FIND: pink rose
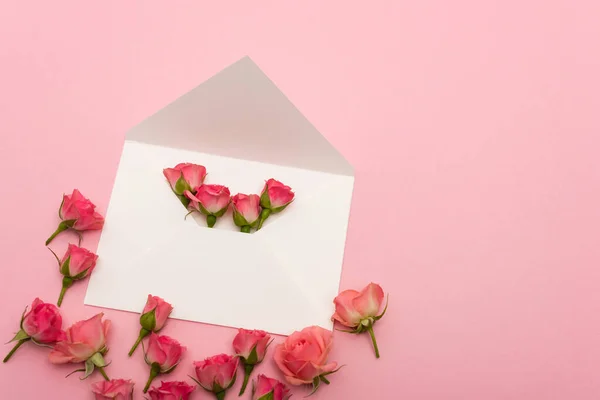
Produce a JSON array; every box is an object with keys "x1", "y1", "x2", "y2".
[
  {"x1": 231, "y1": 194, "x2": 261, "y2": 233},
  {"x1": 274, "y1": 326, "x2": 339, "y2": 393},
  {"x1": 143, "y1": 333, "x2": 186, "y2": 393},
  {"x1": 332, "y1": 283, "x2": 388, "y2": 358},
  {"x1": 91, "y1": 379, "x2": 134, "y2": 400},
  {"x1": 185, "y1": 184, "x2": 231, "y2": 227},
  {"x1": 192, "y1": 354, "x2": 238, "y2": 399},
  {"x1": 46, "y1": 189, "x2": 105, "y2": 245},
  {"x1": 129, "y1": 295, "x2": 173, "y2": 356},
  {"x1": 49, "y1": 313, "x2": 111, "y2": 381},
  {"x1": 3, "y1": 298, "x2": 65, "y2": 363},
  {"x1": 233, "y1": 328, "x2": 271, "y2": 395},
  {"x1": 252, "y1": 375, "x2": 291, "y2": 400},
  {"x1": 51, "y1": 244, "x2": 98, "y2": 307},
  {"x1": 148, "y1": 381, "x2": 195, "y2": 400},
  {"x1": 257, "y1": 179, "x2": 294, "y2": 229},
  {"x1": 163, "y1": 163, "x2": 207, "y2": 194}
]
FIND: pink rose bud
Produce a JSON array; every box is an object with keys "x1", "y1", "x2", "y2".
[
  {"x1": 49, "y1": 313, "x2": 112, "y2": 381},
  {"x1": 163, "y1": 163, "x2": 207, "y2": 208},
  {"x1": 143, "y1": 333, "x2": 186, "y2": 393},
  {"x1": 274, "y1": 326, "x2": 340, "y2": 395},
  {"x1": 232, "y1": 328, "x2": 271, "y2": 395},
  {"x1": 192, "y1": 354, "x2": 238, "y2": 400},
  {"x1": 148, "y1": 381, "x2": 195, "y2": 400},
  {"x1": 3, "y1": 298, "x2": 65, "y2": 363},
  {"x1": 257, "y1": 179, "x2": 294, "y2": 229},
  {"x1": 49, "y1": 244, "x2": 99, "y2": 307},
  {"x1": 91, "y1": 379, "x2": 135, "y2": 400},
  {"x1": 128, "y1": 295, "x2": 173, "y2": 357},
  {"x1": 332, "y1": 283, "x2": 388, "y2": 358},
  {"x1": 46, "y1": 189, "x2": 105, "y2": 245},
  {"x1": 185, "y1": 184, "x2": 231, "y2": 228},
  {"x1": 252, "y1": 375, "x2": 291, "y2": 400},
  {"x1": 231, "y1": 194, "x2": 261, "y2": 233}
]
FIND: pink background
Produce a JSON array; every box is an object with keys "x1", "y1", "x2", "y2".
[{"x1": 1, "y1": 1, "x2": 599, "y2": 399}]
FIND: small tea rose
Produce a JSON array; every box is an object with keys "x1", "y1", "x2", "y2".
[
  {"x1": 332, "y1": 283, "x2": 388, "y2": 358},
  {"x1": 128, "y1": 295, "x2": 173, "y2": 357},
  {"x1": 3, "y1": 298, "x2": 65, "y2": 363},
  {"x1": 49, "y1": 313, "x2": 111, "y2": 381},
  {"x1": 192, "y1": 354, "x2": 238, "y2": 400},
  {"x1": 50, "y1": 244, "x2": 98, "y2": 307},
  {"x1": 274, "y1": 326, "x2": 340, "y2": 395},
  {"x1": 252, "y1": 375, "x2": 291, "y2": 400},
  {"x1": 143, "y1": 333, "x2": 186, "y2": 393},
  {"x1": 257, "y1": 179, "x2": 294, "y2": 229},
  {"x1": 91, "y1": 379, "x2": 134, "y2": 400},
  {"x1": 185, "y1": 184, "x2": 231, "y2": 227},
  {"x1": 231, "y1": 194, "x2": 261, "y2": 233},
  {"x1": 46, "y1": 189, "x2": 105, "y2": 245},
  {"x1": 163, "y1": 163, "x2": 207, "y2": 208},
  {"x1": 148, "y1": 381, "x2": 195, "y2": 400},
  {"x1": 233, "y1": 328, "x2": 271, "y2": 395}
]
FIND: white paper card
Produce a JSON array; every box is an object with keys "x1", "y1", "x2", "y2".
[{"x1": 85, "y1": 57, "x2": 354, "y2": 335}]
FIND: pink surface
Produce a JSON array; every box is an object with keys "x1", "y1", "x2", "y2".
[{"x1": 0, "y1": 1, "x2": 599, "y2": 399}]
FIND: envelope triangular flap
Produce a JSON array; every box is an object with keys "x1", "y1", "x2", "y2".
[{"x1": 126, "y1": 56, "x2": 353, "y2": 176}]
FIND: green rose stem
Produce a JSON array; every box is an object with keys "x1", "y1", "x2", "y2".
[
  {"x1": 97, "y1": 367, "x2": 110, "y2": 381},
  {"x1": 45, "y1": 220, "x2": 72, "y2": 246},
  {"x1": 3, "y1": 338, "x2": 30, "y2": 363},
  {"x1": 57, "y1": 276, "x2": 74, "y2": 307},
  {"x1": 239, "y1": 363, "x2": 254, "y2": 395},
  {"x1": 256, "y1": 209, "x2": 271, "y2": 230},
  {"x1": 367, "y1": 325, "x2": 380, "y2": 359},
  {"x1": 206, "y1": 215, "x2": 217, "y2": 228},
  {"x1": 240, "y1": 226, "x2": 251, "y2": 233},
  {"x1": 128, "y1": 328, "x2": 150, "y2": 357},
  {"x1": 143, "y1": 363, "x2": 161, "y2": 393}
]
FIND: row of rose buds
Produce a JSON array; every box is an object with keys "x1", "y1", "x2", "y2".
[{"x1": 163, "y1": 163, "x2": 295, "y2": 232}]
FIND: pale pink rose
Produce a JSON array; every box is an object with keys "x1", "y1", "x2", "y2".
[
  {"x1": 145, "y1": 334, "x2": 185, "y2": 372},
  {"x1": 193, "y1": 354, "x2": 238, "y2": 394},
  {"x1": 46, "y1": 189, "x2": 105, "y2": 245},
  {"x1": 185, "y1": 184, "x2": 231, "y2": 214},
  {"x1": 60, "y1": 244, "x2": 98, "y2": 277},
  {"x1": 21, "y1": 298, "x2": 65, "y2": 343},
  {"x1": 332, "y1": 283, "x2": 385, "y2": 327},
  {"x1": 260, "y1": 179, "x2": 294, "y2": 210},
  {"x1": 233, "y1": 328, "x2": 270, "y2": 363},
  {"x1": 274, "y1": 326, "x2": 338, "y2": 386},
  {"x1": 331, "y1": 283, "x2": 387, "y2": 358},
  {"x1": 163, "y1": 163, "x2": 207, "y2": 194},
  {"x1": 49, "y1": 313, "x2": 110, "y2": 364},
  {"x1": 91, "y1": 379, "x2": 134, "y2": 400},
  {"x1": 252, "y1": 375, "x2": 291, "y2": 400},
  {"x1": 148, "y1": 381, "x2": 195, "y2": 400},
  {"x1": 129, "y1": 295, "x2": 173, "y2": 356},
  {"x1": 3, "y1": 298, "x2": 65, "y2": 363},
  {"x1": 232, "y1": 194, "x2": 261, "y2": 231}
]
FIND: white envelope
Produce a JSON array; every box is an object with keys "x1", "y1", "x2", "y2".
[{"x1": 85, "y1": 57, "x2": 354, "y2": 335}]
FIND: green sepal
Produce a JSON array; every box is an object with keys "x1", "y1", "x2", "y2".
[
  {"x1": 89, "y1": 352, "x2": 108, "y2": 368},
  {"x1": 188, "y1": 375, "x2": 212, "y2": 392},
  {"x1": 60, "y1": 256, "x2": 71, "y2": 276},
  {"x1": 197, "y1": 202, "x2": 211, "y2": 216},
  {"x1": 321, "y1": 365, "x2": 345, "y2": 377},
  {"x1": 257, "y1": 392, "x2": 275, "y2": 400},
  {"x1": 213, "y1": 202, "x2": 230, "y2": 217},
  {"x1": 177, "y1": 194, "x2": 190, "y2": 209},
  {"x1": 140, "y1": 309, "x2": 157, "y2": 331},
  {"x1": 72, "y1": 268, "x2": 91, "y2": 280},
  {"x1": 373, "y1": 294, "x2": 389, "y2": 321},
  {"x1": 8, "y1": 330, "x2": 29, "y2": 343},
  {"x1": 58, "y1": 195, "x2": 65, "y2": 219},
  {"x1": 335, "y1": 326, "x2": 362, "y2": 334},
  {"x1": 232, "y1": 209, "x2": 249, "y2": 227},
  {"x1": 271, "y1": 200, "x2": 294, "y2": 213},
  {"x1": 307, "y1": 376, "x2": 321, "y2": 397},
  {"x1": 174, "y1": 175, "x2": 191, "y2": 195},
  {"x1": 82, "y1": 359, "x2": 95, "y2": 380},
  {"x1": 18, "y1": 305, "x2": 29, "y2": 331},
  {"x1": 245, "y1": 345, "x2": 259, "y2": 365},
  {"x1": 259, "y1": 190, "x2": 271, "y2": 209}
]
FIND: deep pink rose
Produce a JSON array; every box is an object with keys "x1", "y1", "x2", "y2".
[
  {"x1": 257, "y1": 179, "x2": 294, "y2": 229},
  {"x1": 49, "y1": 313, "x2": 111, "y2": 380},
  {"x1": 274, "y1": 326, "x2": 338, "y2": 387},
  {"x1": 3, "y1": 298, "x2": 65, "y2": 363},
  {"x1": 233, "y1": 328, "x2": 271, "y2": 395},
  {"x1": 148, "y1": 381, "x2": 195, "y2": 400},
  {"x1": 193, "y1": 354, "x2": 238, "y2": 396},
  {"x1": 332, "y1": 283, "x2": 387, "y2": 358},
  {"x1": 163, "y1": 163, "x2": 207, "y2": 194},
  {"x1": 143, "y1": 334, "x2": 186, "y2": 393},
  {"x1": 129, "y1": 295, "x2": 173, "y2": 356},
  {"x1": 91, "y1": 379, "x2": 134, "y2": 400},
  {"x1": 252, "y1": 375, "x2": 291, "y2": 400},
  {"x1": 46, "y1": 189, "x2": 105, "y2": 245},
  {"x1": 53, "y1": 244, "x2": 98, "y2": 307},
  {"x1": 185, "y1": 184, "x2": 231, "y2": 227},
  {"x1": 231, "y1": 194, "x2": 261, "y2": 232},
  {"x1": 49, "y1": 313, "x2": 110, "y2": 364}
]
